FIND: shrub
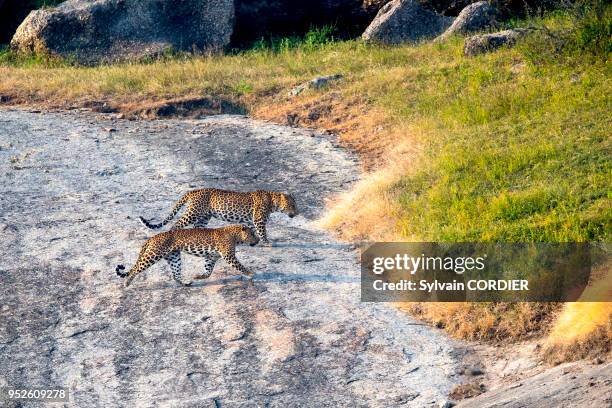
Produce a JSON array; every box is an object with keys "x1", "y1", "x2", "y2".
[{"x1": 519, "y1": 1, "x2": 611, "y2": 63}]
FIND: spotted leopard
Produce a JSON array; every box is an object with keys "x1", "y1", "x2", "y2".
[
  {"x1": 139, "y1": 188, "x2": 298, "y2": 244},
  {"x1": 116, "y1": 224, "x2": 259, "y2": 287}
]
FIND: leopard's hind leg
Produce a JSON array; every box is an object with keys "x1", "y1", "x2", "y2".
[
  {"x1": 170, "y1": 212, "x2": 198, "y2": 230},
  {"x1": 193, "y1": 213, "x2": 212, "y2": 228},
  {"x1": 164, "y1": 250, "x2": 189, "y2": 286},
  {"x1": 118, "y1": 242, "x2": 164, "y2": 287}
]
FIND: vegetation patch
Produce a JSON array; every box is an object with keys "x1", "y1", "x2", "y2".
[{"x1": 121, "y1": 96, "x2": 247, "y2": 119}]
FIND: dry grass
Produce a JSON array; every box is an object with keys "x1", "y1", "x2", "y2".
[
  {"x1": 543, "y1": 263, "x2": 612, "y2": 362},
  {"x1": 316, "y1": 122, "x2": 421, "y2": 241},
  {"x1": 400, "y1": 302, "x2": 559, "y2": 342},
  {"x1": 449, "y1": 381, "x2": 485, "y2": 400},
  {"x1": 543, "y1": 305, "x2": 611, "y2": 363}
]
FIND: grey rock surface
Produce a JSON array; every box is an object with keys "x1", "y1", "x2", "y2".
[
  {"x1": 436, "y1": 1, "x2": 497, "y2": 41},
  {"x1": 289, "y1": 74, "x2": 343, "y2": 96},
  {"x1": 362, "y1": 0, "x2": 454, "y2": 45},
  {"x1": 10, "y1": 0, "x2": 234, "y2": 64},
  {"x1": 456, "y1": 361, "x2": 612, "y2": 408},
  {"x1": 0, "y1": 109, "x2": 461, "y2": 407},
  {"x1": 463, "y1": 28, "x2": 528, "y2": 56}
]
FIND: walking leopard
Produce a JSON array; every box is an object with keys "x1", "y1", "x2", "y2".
[
  {"x1": 139, "y1": 188, "x2": 298, "y2": 244},
  {"x1": 116, "y1": 224, "x2": 259, "y2": 287}
]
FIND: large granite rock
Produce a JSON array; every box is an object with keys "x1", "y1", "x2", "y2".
[
  {"x1": 362, "y1": 0, "x2": 454, "y2": 45},
  {"x1": 10, "y1": 0, "x2": 234, "y2": 64},
  {"x1": 436, "y1": 1, "x2": 497, "y2": 41},
  {"x1": 0, "y1": 109, "x2": 461, "y2": 407},
  {"x1": 463, "y1": 28, "x2": 528, "y2": 56}
]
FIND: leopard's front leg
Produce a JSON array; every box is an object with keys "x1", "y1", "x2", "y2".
[
  {"x1": 194, "y1": 253, "x2": 220, "y2": 280},
  {"x1": 220, "y1": 248, "x2": 253, "y2": 278},
  {"x1": 252, "y1": 208, "x2": 270, "y2": 245}
]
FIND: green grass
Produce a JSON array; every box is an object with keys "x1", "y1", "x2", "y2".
[
  {"x1": 394, "y1": 10, "x2": 611, "y2": 242},
  {"x1": 394, "y1": 49, "x2": 610, "y2": 241}
]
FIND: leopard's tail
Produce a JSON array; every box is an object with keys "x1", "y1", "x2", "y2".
[
  {"x1": 116, "y1": 264, "x2": 128, "y2": 277},
  {"x1": 116, "y1": 242, "x2": 157, "y2": 286},
  {"x1": 139, "y1": 194, "x2": 190, "y2": 230}
]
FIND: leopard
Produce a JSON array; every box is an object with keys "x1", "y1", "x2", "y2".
[
  {"x1": 139, "y1": 188, "x2": 298, "y2": 245},
  {"x1": 116, "y1": 224, "x2": 259, "y2": 287}
]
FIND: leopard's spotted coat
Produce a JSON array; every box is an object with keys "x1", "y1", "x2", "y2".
[
  {"x1": 139, "y1": 188, "x2": 298, "y2": 244},
  {"x1": 116, "y1": 224, "x2": 259, "y2": 287}
]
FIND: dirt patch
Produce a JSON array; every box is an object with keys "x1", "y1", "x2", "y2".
[
  {"x1": 254, "y1": 92, "x2": 393, "y2": 170},
  {"x1": 0, "y1": 89, "x2": 390, "y2": 170},
  {"x1": 450, "y1": 381, "x2": 485, "y2": 400},
  {"x1": 121, "y1": 96, "x2": 247, "y2": 119},
  {"x1": 0, "y1": 93, "x2": 245, "y2": 118}
]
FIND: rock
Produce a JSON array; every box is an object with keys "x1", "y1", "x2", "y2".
[
  {"x1": 436, "y1": 1, "x2": 497, "y2": 41},
  {"x1": 10, "y1": 0, "x2": 234, "y2": 64},
  {"x1": 463, "y1": 28, "x2": 528, "y2": 56},
  {"x1": 439, "y1": 400, "x2": 455, "y2": 408},
  {"x1": 289, "y1": 74, "x2": 343, "y2": 96},
  {"x1": 0, "y1": 109, "x2": 460, "y2": 407},
  {"x1": 469, "y1": 367, "x2": 484, "y2": 376},
  {"x1": 456, "y1": 361, "x2": 612, "y2": 408},
  {"x1": 362, "y1": 0, "x2": 454, "y2": 45}
]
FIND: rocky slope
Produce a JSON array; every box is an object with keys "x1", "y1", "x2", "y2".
[{"x1": 0, "y1": 109, "x2": 462, "y2": 407}]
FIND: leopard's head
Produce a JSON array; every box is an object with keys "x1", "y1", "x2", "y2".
[
  {"x1": 237, "y1": 225, "x2": 259, "y2": 246},
  {"x1": 276, "y1": 193, "x2": 298, "y2": 218}
]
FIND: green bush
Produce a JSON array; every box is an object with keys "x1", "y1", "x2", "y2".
[
  {"x1": 572, "y1": 1, "x2": 612, "y2": 55},
  {"x1": 34, "y1": 0, "x2": 63, "y2": 7},
  {"x1": 248, "y1": 25, "x2": 336, "y2": 54},
  {"x1": 518, "y1": 1, "x2": 611, "y2": 64}
]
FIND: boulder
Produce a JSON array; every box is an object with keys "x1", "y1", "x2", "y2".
[
  {"x1": 436, "y1": 1, "x2": 497, "y2": 41},
  {"x1": 362, "y1": 0, "x2": 454, "y2": 45},
  {"x1": 10, "y1": 0, "x2": 234, "y2": 64},
  {"x1": 463, "y1": 28, "x2": 528, "y2": 56}
]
